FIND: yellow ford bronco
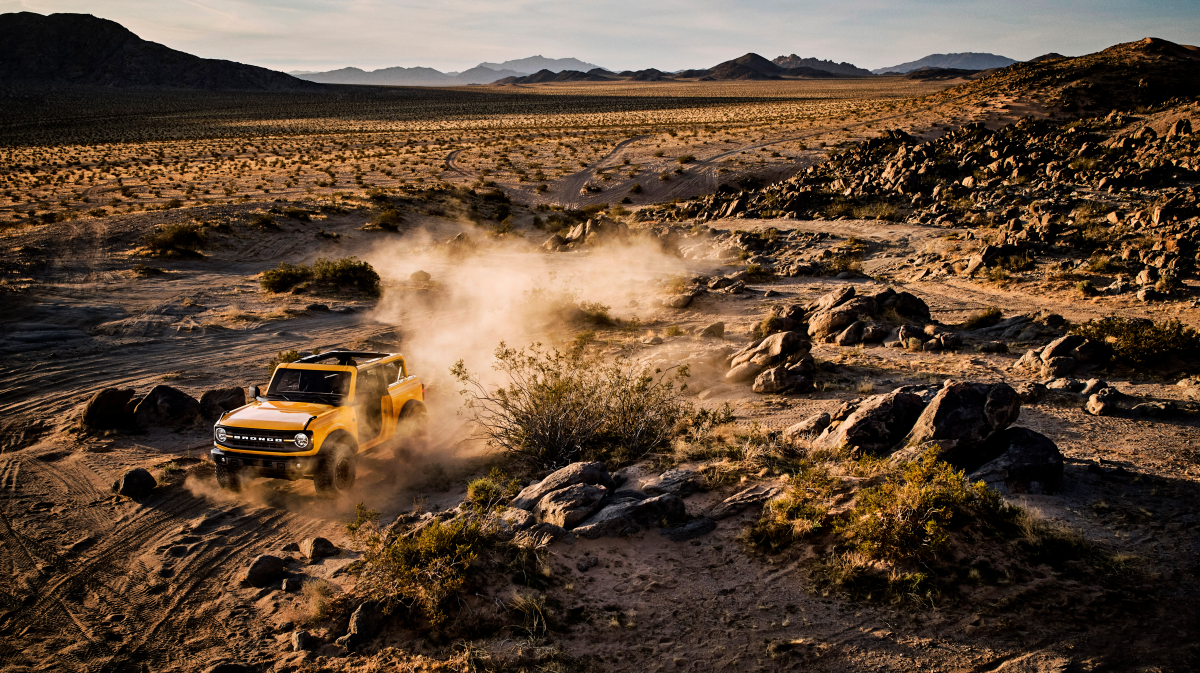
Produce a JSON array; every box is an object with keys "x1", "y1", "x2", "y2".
[{"x1": 211, "y1": 350, "x2": 427, "y2": 498}]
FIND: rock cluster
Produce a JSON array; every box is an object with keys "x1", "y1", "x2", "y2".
[
  {"x1": 1013, "y1": 334, "x2": 1105, "y2": 378},
  {"x1": 792, "y1": 379, "x2": 1064, "y2": 494},
  {"x1": 503, "y1": 461, "x2": 697, "y2": 540},
  {"x1": 82, "y1": 384, "x2": 245, "y2": 432}
]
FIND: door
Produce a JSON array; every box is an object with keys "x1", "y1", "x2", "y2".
[{"x1": 354, "y1": 366, "x2": 391, "y2": 446}]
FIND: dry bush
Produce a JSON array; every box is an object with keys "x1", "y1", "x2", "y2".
[
  {"x1": 1072, "y1": 316, "x2": 1200, "y2": 368},
  {"x1": 451, "y1": 343, "x2": 693, "y2": 468},
  {"x1": 260, "y1": 257, "x2": 380, "y2": 297},
  {"x1": 141, "y1": 223, "x2": 205, "y2": 257}
]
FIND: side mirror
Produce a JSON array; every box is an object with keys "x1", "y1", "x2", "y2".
[{"x1": 248, "y1": 385, "x2": 261, "y2": 400}]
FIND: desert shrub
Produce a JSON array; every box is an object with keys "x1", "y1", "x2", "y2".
[
  {"x1": 629, "y1": 183, "x2": 643, "y2": 194},
  {"x1": 465, "y1": 468, "x2": 521, "y2": 514},
  {"x1": 961, "y1": 306, "x2": 1001, "y2": 329},
  {"x1": 752, "y1": 312, "x2": 786, "y2": 339},
  {"x1": 312, "y1": 257, "x2": 380, "y2": 294},
  {"x1": 367, "y1": 207, "x2": 404, "y2": 231},
  {"x1": 664, "y1": 324, "x2": 685, "y2": 337},
  {"x1": 249, "y1": 213, "x2": 279, "y2": 230},
  {"x1": 677, "y1": 154, "x2": 696, "y2": 164},
  {"x1": 1076, "y1": 279, "x2": 1095, "y2": 296},
  {"x1": 996, "y1": 254, "x2": 1035, "y2": 272},
  {"x1": 1072, "y1": 316, "x2": 1200, "y2": 368},
  {"x1": 853, "y1": 201, "x2": 900, "y2": 221},
  {"x1": 743, "y1": 464, "x2": 839, "y2": 551},
  {"x1": 260, "y1": 262, "x2": 312, "y2": 292},
  {"x1": 301, "y1": 578, "x2": 338, "y2": 623},
  {"x1": 451, "y1": 342, "x2": 693, "y2": 468},
  {"x1": 131, "y1": 264, "x2": 165, "y2": 277},
  {"x1": 1087, "y1": 254, "x2": 1119, "y2": 273},
  {"x1": 746, "y1": 263, "x2": 762, "y2": 275},
  {"x1": 141, "y1": 222, "x2": 205, "y2": 257},
  {"x1": 835, "y1": 450, "x2": 1010, "y2": 563},
  {"x1": 353, "y1": 516, "x2": 487, "y2": 623},
  {"x1": 268, "y1": 349, "x2": 302, "y2": 374},
  {"x1": 818, "y1": 252, "x2": 862, "y2": 276},
  {"x1": 824, "y1": 197, "x2": 855, "y2": 218}
]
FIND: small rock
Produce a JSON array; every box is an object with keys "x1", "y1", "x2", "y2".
[
  {"x1": 643, "y1": 468, "x2": 701, "y2": 497},
  {"x1": 660, "y1": 518, "x2": 717, "y2": 542},
  {"x1": 244, "y1": 555, "x2": 286, "y2": 587},
  {"x1": 1079, "y1": 379, "x2": 1108, "y2": 397},
  {"x1": 299, "y1": 537, "x2": 339, "y2": 559},
  {"x1": 292, "y1": 630, "x2": 315, "y2": 652},
  {"x1": 1086, "y1": 387, "x2": 1121, "y2": 416},
  {"x1": 305, "y1": 303, "x2": 329, "y2": 311},
  {"x1": 977, "y1": 341, "x2": 1008, "y2": 354},
  {"x1": 281, "y1": 542, "x2": 300, "y2": 552},
  {"x1": 642, "y1": 335, "x2": 664, "y2": 345},
  {"x1": 410, "y1": 270, "x2": 431, "y2": 282},
  {"x1": 700, "y1": 322, "x2": 725, "y2": 338},
  {"x1": 708, "y1": 484, "x2": 781, "y2": 520},
  {"x1": 533, "y1": 483, "x2": 609, "y2": 528},
  {"x1": 111, "y1": 468, "x2": 157, "y2": 499},
  {"x1": 282, "y1": 577, "x2": 303, "y2": 592},
  {"x1": 576, "y1": 555, "x2": 599, "y2": 572},
  {"x1": 664, "y1": 294, "x2": 693, "y2": 308}
]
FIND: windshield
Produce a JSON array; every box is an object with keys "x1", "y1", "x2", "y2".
[{"x1": 266, "y1": 369, "x2": 351, "y2": 404}]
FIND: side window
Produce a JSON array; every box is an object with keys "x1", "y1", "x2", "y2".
[{"x1": 382, "y1": 362, "x2": 401, "y2": 383}]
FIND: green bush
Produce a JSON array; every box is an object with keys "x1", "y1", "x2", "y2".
[
  {"x1": 1072, "y1": 316, "x2": 1200, "y2": 368},
  {"x1": 268, "y1": 349, "x2": 302, "y2": 374},
  {"x1": 452, "y1": 342, "x2": 693, "y2": 468},
  {"x1": 835, "y1": 450, "x2": 1008, "y2": 563},
  {"x1": 465, "y1": 467, "x2": 521, "y2": 513},
  {"x1": 367, "y1": 207, "x2": 404, "y2": 231},
  {"x1": 260, "y1": 257, "x2": 380, "y2": 297},
  {"x1": 141, "y1": 222, "x2": 205, "y2": 257},
  {"x1": 261, "y1": 262, "x2": 312, "y2": 292}
]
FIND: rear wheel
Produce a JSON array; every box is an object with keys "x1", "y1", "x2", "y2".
[
  {"x1": 393, "y1": 402, "x2": 429, "y2": 461},
  {"x1": 314, "y1": 440, "x2": 356, "y2": 499},
  {"x1": 215, "y1": 464, "x2": 240, "y2": 492}
]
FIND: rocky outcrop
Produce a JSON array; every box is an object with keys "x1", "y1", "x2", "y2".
[
  {"x1": 573, "y1": 493, "x2": 685, "y2": 539},
  {"x1": 814, "y1": 391, "x2": 926, "y2": 455},
  {"x1": 897, "y1": 382, "x2": 1022, "y2": 467},
  {"x1": 82, "y1": 388, "x2": 136, "y2": 431},
  {"x1": 533, "y1": 483, "x2": 609, "y2": 528},
  {"x1": 510, "y1": 462, "x2": 614, "y2": 510},
  {"x1": 970, "y1": 428, "x2": 1064, "y2": 494}
]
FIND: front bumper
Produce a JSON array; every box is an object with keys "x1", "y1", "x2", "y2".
[{"x1": 212, "y1": 446, "x2": 320, "y2": 480}]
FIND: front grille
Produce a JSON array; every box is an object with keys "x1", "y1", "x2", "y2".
[{"x1": 220, "y1": 428, "x2": 304, "y2": 452}]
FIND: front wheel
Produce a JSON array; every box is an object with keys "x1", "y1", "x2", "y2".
[
  {"x1": 215, "y1": 464, "x2": 240, "y2": 492},
  {"x1": 314, "y1": 441, "x2": 356, "y2": 499}
]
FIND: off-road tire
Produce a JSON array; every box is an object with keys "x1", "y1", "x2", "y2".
[
  {"x1": 215, "y1": 464, "x2": 240, "y2": 492},
  {"x1": 314, "y1": 440, "x2": 356, "y2": 499},
  {"x1": 393, "y1": 402, "x2": 429, "y2": 461}
]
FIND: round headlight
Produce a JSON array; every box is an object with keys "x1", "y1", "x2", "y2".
[
  {"x1": 214, "y1": 427, "x2": 227, "y2": 443},
  {"x1": 293, "y1": 433, "x2": 310, "y2": 449}
]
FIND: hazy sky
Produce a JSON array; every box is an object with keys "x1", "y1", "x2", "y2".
[{"x1": 4, "y1": 0, "x2": 1198, "y2": 73}]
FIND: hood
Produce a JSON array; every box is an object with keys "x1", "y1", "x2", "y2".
[{"x1": 220, "y1": 400, "x2": 330, "y2": 431}]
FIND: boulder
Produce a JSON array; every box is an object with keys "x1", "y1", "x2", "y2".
[
  {"x1": 299, "y1": 537, "x2": 339, "y2": 559},
  {"x1": 808, "y1": 300, "x2": 873, "y2": 339},
  {"x1": 1040, "y1": 356, "x2": 1078, "y2": 378},
  {"x1": 542, "y1": 234, "x2": 566, "y2": 251},
  {"x1": 898, "y1": 382, "x2": 1021, "y2": 469},
  {"x1": 896, "y1": 324, "x2": 929, "y2": 345},
  {"x1": 573, "y1": 494, "x2": 685, "y2": 539},
  {"x1": 783, "y1": 413, "x2": 831, "y2": 442},
  {"x1": 200, "y1": 387, "x2": 245, "y2": 421},
  {"x1": 111, "y1": 467, "x2": 157, "y2": 499},
  {"x1": 970, "y1": 428, "x2": 1064, "y2": 494},
  {"x1": 660, "y1": 518, "x2": 717, "y2": 542},
  {"x1": 815, "y1": 286, "x2": 855, "y2": 311},
  {"x1": 533, "y1": 483, "x2": 609, "y2": 528},
  {"x1": 752, "y1": 366, "x2": 811, "y2": 394},
  {"x1": 888, "y1": 291, "x2": 932, "y2": 322},
  {"x1": 978, "y1": 341, "x2": 1008, "y2": 354},
  {"x1": 291, "y1": 630, "x2": 315, "y2": 652},
  {"x1": 244, "y1": 555, "x2": 286, "y2": 587},
  {"x1": 337, "y1": 601, "x2": 382, "y2": 651},
  {"x1": 1041, "y1": 335, "x2": 1086, "y2": 361},
  {"x1": 663, "y1": 294, "x2": 693, "y2": 309},
  {"x1": 834, "y1": 321, "x2": 865, "y2": 346},
  {"x1": 82, "y1": 388, "x2": 135, "y2": 431},
  {"x1": 133, "y1": 385, "x2": 202, "y2": 428},
  {"x1": 699, "y1": 322, "x2": 725, "y2": 338},
  {"x1": 708, "y1": 484, "x2": 781, "y2": 520},
  {"x1": 510, "y1": 462, "x2": 614, "y2": 510},
  {"x1": 725, "y1": 362, "x2": 765, "y2": 384},
  {"x1": 1013, "y1": 382, "x2": 1046, "y2": 403},
  {"x1": 643, "y1": 468, "x2": 702, "y2": 497},
  {"x1": 731, "y1": 331, "x2": 811, "y2": 368},
  {"x1": 814, "y1": 391, "x2": 926, "y2": 456},
  {"x1": 409, "y1": 270, "x2": 432, "y2": 282}
]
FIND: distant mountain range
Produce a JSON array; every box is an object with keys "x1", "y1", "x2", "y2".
[
  {"x1": 291, "y1": 65, "x2": 528, "y2": 86},
  {"x1": 0, "y1": 11, "x2": 1031, "y2": 91},
  {"x1": 771, "y1": 55, "x2": 872, "y2": 77},
  {"x1": 0, "y1": 12, "x2": 319, "y2": 90},
  {"x1": 871, "y1": 52, "x2": 1018, "y2": 74}
]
